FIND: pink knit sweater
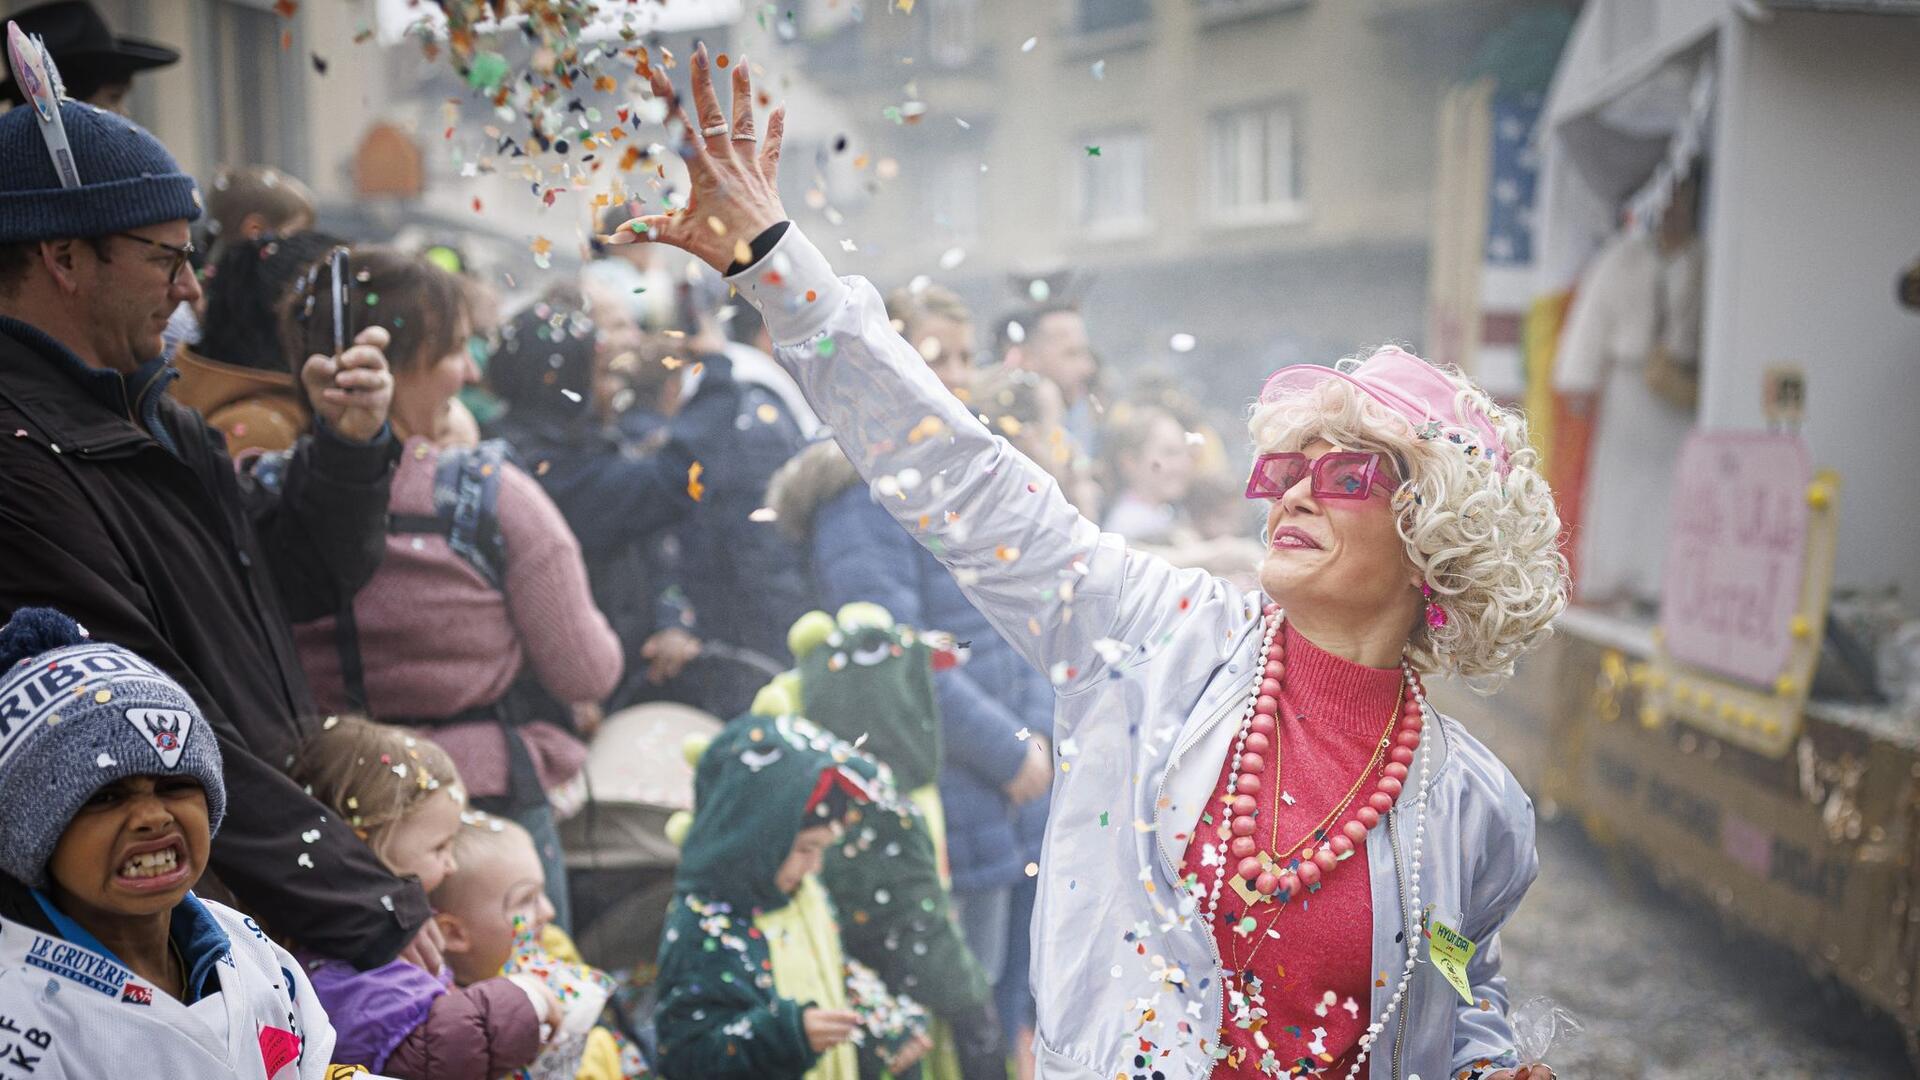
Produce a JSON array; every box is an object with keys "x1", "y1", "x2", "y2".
[{"x1": 295, "y1": 437, "x2": 622, "y2": 796}]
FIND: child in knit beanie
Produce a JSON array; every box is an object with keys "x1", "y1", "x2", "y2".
[
  {"x1": 0, "y1": 607, "x2": 336, "y2": 1079},
  {"x1": 289, "y1": 716, "x2": 567, "y2": 1079}
]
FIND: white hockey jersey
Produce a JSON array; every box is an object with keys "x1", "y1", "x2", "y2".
[{"x1": 0, "y1": 895, "x2": 335, "y2": 1080}]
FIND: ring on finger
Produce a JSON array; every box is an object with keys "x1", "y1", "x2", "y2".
[
  {"x1": 701, "y1": 122, "x2": 729, "y2": 138},
  {"x1": 731, "y1": 130, "x2": 758, "y2": 143}
]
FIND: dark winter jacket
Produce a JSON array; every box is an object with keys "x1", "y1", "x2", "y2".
[
  {"x1": 620, "y1": 354, "x2": 813, "y2": 665},
  {"x1": 489, "y1": 352, "x2": 745, "y2": 711},
  {"x1": 770, "y1": 440, "x2": 1055, "y2": 893},
  {"x1": 0, "y1": 316, "x2": 430, "y2": 967}
]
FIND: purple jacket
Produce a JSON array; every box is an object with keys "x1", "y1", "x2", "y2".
[{"x1": 302, "y1": 954, "x2": 542, "y2": 1078}]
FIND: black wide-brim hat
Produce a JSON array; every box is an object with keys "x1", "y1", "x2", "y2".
[{"x1": 1, "y1": 0, "x2": 180, "y2": 105}]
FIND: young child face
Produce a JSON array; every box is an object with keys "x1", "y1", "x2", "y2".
[
  {"x1": 47, "y1": 775, "x2": 211, "y2": 920},
  {"x1": 436, "y1": 829, "x2": 555, "y2": 986},
  {"x1": 378, "y1": 791, "x2": 465, "y2": 894},
  {"x1": 775, "y1": 824, "x2": 839, "y2": 895}
]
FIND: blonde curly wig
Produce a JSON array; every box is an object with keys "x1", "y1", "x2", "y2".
[{"x1": 1247, "y1": 348, "x2": 1569, "y2": 685}]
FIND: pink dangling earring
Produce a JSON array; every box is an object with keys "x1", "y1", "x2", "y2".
[{"x1": 1421, "y1": 582, "x2": 1448, "y2": 629}]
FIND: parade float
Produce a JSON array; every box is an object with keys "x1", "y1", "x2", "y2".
[{"x1": 1429, "y1": 0, "x2": 1920, "y2": 1058}]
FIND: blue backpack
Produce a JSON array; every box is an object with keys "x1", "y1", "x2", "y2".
[{"x1": 251, "y1": 439, "x2": 513, "y2": 705}]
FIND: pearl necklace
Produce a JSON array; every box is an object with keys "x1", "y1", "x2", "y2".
[{"x1": 1200, "y1": 606, "x2": 1435, "y2": 1079}]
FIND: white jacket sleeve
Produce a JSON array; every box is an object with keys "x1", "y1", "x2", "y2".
[{"x1": 728, "y1": 225, "x2": 1231, "y2": 695}]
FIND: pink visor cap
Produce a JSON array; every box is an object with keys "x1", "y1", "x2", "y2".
[{"x1": 1258, "y1": 346, "x2": 1509, "y2": 476}]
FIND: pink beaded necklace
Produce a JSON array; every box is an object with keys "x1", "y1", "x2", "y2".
[
  {"x1": 1198, "y1": 605, "x2": 1437, "y2": 1079},
  {"x1": 1221, "y1": 605, "x2": 1426, "y2": 905}
]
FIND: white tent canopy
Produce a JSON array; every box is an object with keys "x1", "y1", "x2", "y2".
[{"x1": 1532, "y1": 0, "x2": 1727, "y2": 293}]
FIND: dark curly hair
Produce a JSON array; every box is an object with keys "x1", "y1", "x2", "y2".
[{"x1": 198, "y1": 231, "x2": 342, "y2": 373}]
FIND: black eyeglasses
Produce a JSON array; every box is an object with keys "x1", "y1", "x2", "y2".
[{"x1": 115, "y1": 232, "x2": 196, "y2": 284}]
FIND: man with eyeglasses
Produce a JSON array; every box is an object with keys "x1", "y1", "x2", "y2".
[{"x1": 0, "y1": 98, "x2": 442, "y2": 973}]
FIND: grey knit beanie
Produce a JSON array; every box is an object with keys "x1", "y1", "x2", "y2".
[
  {"x1": 0, "y1": 608, "x2": 226, "y2": 888},
  {"x1": 0, "y1": 98, "x2": 201, "y2": 244}
]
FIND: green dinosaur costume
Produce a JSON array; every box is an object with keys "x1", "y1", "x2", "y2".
[
  {"x1": 789, "y1": 605, "x2": 1002, "y2": 1080},
  {"x1": 653, "y1": 711, "x2": 925, "y2": 1080}
]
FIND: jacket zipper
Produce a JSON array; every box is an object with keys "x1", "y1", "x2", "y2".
[
  {"x1": 129, "y1": 374, "x2": 155, "y2": 426},
  {"x1": 1153, "y1": 674, "x2": 1248, "y2": 1080},
  {"x1": 1388, "y1": 809, "x2": 1410, "y2": 1080}
]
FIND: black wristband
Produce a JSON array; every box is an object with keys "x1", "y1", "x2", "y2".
[{"x1": 726, "y1": 220, "x2": 792, "y2": 276}]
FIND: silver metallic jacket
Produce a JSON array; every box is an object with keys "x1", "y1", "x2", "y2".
[{"x1": 732, "y1": 226, "x2": 1538, "y2": 1080}]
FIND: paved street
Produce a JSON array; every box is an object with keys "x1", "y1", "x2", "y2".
[{"x1": 1500, "y1": 821, "x2": 1913, "y2": 1078}]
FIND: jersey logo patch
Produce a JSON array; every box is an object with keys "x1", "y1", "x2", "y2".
[{"x1": 25, "y1": 934, "x2": 131, "y2": 996}]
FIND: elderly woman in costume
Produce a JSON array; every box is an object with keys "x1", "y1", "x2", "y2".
[{"x1": 615, "y1": 50, "x2": 1565, "y2": 1080}]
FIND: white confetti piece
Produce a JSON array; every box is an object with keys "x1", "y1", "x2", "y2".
[
  {"x1": 1021, "y1": 36, "x2": 1038, "y2": 52},
  {"x1": 95, "y1": 752, "x2": 115, "y2": 768},
  {"x1": 1170, "y1": 332, "x2": 1196, "y2": 353},
  {"x1": 297, "y1": 853, "x2": 315, "y2": 869}
]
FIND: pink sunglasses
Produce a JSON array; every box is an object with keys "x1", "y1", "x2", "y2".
[{"x1": 1244, "y1": 451, "x2": 1398, "y2": 501}]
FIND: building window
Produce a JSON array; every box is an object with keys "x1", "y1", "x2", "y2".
[
  {"x1": 1074, "y1": 130, "x2": 1150, "y2": 235},
  {"x1": 926, "y1": 0, "x2": 979, "y2": 68},
  {"x1": 1076, "y1": 0, "x2": 1151, "y2": 35},
  {"x1": 1207, "y1": 100, "x2": 1303, "y2": 222}
]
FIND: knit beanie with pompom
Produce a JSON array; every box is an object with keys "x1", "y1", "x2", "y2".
[{"x1": 0, "y1": 608, "x2": 225, "y2": 888}]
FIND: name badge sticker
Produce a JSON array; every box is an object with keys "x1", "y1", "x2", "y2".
[{"x1": 1425, "y1": 918, "x2": 1478, "y2": 1004}]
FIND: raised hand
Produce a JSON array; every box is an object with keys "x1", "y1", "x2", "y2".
[
  {"x1": 606, "y1": 44, "x2": 789, "y2": 272},
  {"x1": 301, "y1": 324, "x2": 394, "y2": 444}
]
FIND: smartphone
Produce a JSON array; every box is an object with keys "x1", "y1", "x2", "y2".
[{"x1": 328, "y1": 247, "x2": 349, "y2": 356}]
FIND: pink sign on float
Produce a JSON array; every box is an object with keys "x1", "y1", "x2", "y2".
[{"x1": 1659, "y1": 432, "x2": 1811, "y2": 686}]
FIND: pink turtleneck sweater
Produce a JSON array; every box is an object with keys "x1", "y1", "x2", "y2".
[{"x1": 1181, "y1": 621, "x2": 1404, "y2": 1078}]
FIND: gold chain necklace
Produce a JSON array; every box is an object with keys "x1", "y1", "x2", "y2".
[
  {"x1": 1265, "y1": 681, "x2": 1404, "y2": 856},
  {"x1": 1220, "y1": 681, "x2": 1405, "y2": 973}
]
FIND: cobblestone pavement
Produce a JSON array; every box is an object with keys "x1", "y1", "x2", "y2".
[{"x1": 1499, "y1": 821, "x2": 1913, "y2": 1079}]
